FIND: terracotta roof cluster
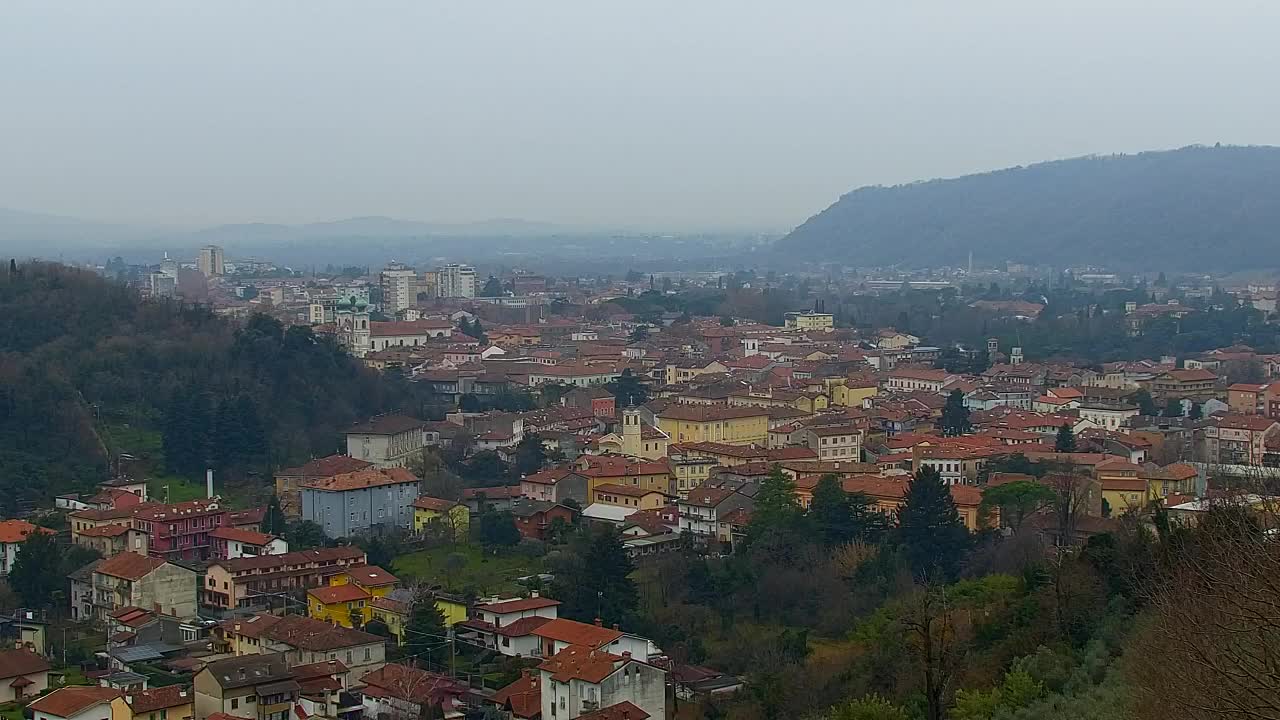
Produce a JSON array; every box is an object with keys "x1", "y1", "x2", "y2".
[
  {"x1": 276, "y1": 455, "x2": 374, "y2": 477},
  {"x1": 657, "y1": 405, "x2": 768, "y2": 422},
  {"x1": 578, "y1": 702, "x2": 651, "y2": 720},
  {"x1": 492, "y1": 670, "x2": 541, "y2": 719},
  {"x1": 303, "y1": 467, "x2": 418, "y2": 492},
  {"x1": 360, "y1": 663, "x2": 467, "y2": 704}
]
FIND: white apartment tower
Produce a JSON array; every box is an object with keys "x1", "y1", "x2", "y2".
[
  {"x1": 197, "y1": 245, "x2": 225, "y2": 276},
  {"x1": 380, "y1": 262, "x2": 418, "y2": 313},
  {"x1": 438, "y1": 263, "x2": 477, "y2": 298}
]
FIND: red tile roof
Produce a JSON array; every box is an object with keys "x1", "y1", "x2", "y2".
[
  {"x1": 214, "y1": 546, "x2": 365, "y2": 573},
  {"x1": 347, "y1": 565, "x2": 399, "y2": 587},
  {"x1": 308, "y1": 584, "x2": 370, "y2": 604},
  {"x1": 531, "y1": 619, "x2": 623, "y2": 649},
  {"x1": 29, "y1": 686, "x2": 122, "y2": 718},
  {"x1": 346, "y1": 415, "x2": 428, "y2": 435},
  {"x1": 95, "y1": 552, "x2": 165, "y2": 581},
  {"x1": 127, "y1": 685, "x2": 192, "y2": 713},
  {"x1": 412, "y1": 496, "x2": 462, "y2": 512},
  {"x1": 0, "y1": 649, "x2": 51, "y2": 680},
  {"x1": 209, "y1": 527, "x2": 277, "y2": 545},
  {"x1": 492, "y1": 671, "x2": 541, "y2": 719},
  {"x1": 537, "y1": 644, "x2": 623, "y2": 683},
  {"x1": 578, "y1": 702, "x2": 650, "y2": 720},
  {"x1": 304, "y1": 467, "x2": 418, "y2": 492},
  {"x1": 0, "y1": 520, "x2": 55, "y2": 544},
  {"x1": 277, "y1": 455, "x2": 374, "y2": 477}
]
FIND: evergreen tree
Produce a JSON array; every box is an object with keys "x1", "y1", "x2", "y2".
[
  {"x1": 1054, "y1": 423, "x2": 1077, "y2": 453},
  {"x1": 10, "y1": 532, "x2": 64, "y2": 608},
  {"x1": 263, "y1": 495, "x2": 288, "y2": 536},
  {"x1": 746, "y1": 466, "x2": 805, "y2": 558},
  {"x1": 1135, "y1": 389, "x2": 1159, "y2": 416},
  {"x1": 809, "y1": 474, "x2": 857, "y2": 546},
  {"x1": 937, "y1": 389, "x2": 972, "y2": 436},
  {"x1": 897, "y1": 466, "x2": 969, "y2": 582},
  {"x1": 1163, "y1": 397, "x2": 1185, "y2": 417},
  {"x1": 470, "y1": 318, "x2": 486, "y2": 342},
  {"x1": 481, "y1": 276, "x2": 504, "y2": 297},
  {"x1": 551, "y1": 527, "x2": 638, "y2": 625},
  {"x1": 611, "y1": 369, "x2": 649, "y2": 407},
  {"x1": 404, "y1": 589, "x2": 450, "y2": 669},
  {"x1": 478, "y1": 510, "x2": 520, "y2": 547},
  {"x1": 512, "y1": 433, "x2": 549, "y2": 477}
]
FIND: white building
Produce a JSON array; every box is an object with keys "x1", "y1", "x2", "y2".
[
  {"x1": 438, "y1": 264, "x2": 477, "y2": 299},
  {"x1": 1078, "y1": 404, "x2": 1141, "y2": 431},
  {"x1": 380, "y1": 263, "x2": 418, "y2": 313},
  {"x1": 537, "y1": 644, "x2": 667, "y2": 720},
  {"x1": 345, "y1": 415, "x2": 428, "y2": 467},
  {"x1": 0, "y1": 520, "x2": 53, "y2": 576}
]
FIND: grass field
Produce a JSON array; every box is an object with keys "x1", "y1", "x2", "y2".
[{"x1": 393, "y1": 544, "x2": 545, "y2": 596}]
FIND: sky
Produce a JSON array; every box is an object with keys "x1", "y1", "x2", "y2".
[{"x1": 3, "y1": 0, "x2": 1280, "y2": 232}]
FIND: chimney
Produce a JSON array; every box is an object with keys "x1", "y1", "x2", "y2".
[
  {"x1": 594, "y1": 618, "x2": 602, "y2": 627},
  {"x1": 622, "y1": 651, "x2": 631, "y2": 660},
  {"x1": 207, "y1": 469, "x2": 214, "y2": 499},
  {"x1": 612, "y1": 623, "x2": 620, "y2": 630},
  {"x1": 238, "y1": 668, "x2": 246, "y2": 680},
  {"x1": 530, "y1": 590, "x2": 539, "y2": 598},
  {"x1": 125, "y1": 696, "x2": 133, "y2": 705}
]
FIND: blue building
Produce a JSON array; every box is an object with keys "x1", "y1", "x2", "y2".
[{"x1": 300, "y1": 467, "x2": 420, "y2": 538}]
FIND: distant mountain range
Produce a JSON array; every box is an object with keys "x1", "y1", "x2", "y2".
[{"x1": 776, "y1": 145, "x2": 1280, "y2": 271}]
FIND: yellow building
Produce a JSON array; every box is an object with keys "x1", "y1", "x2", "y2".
[
  {"x1": 576, "y1": 456, "x2": 676, "y2": 496},
  {"x1": 592, "y1": 483, "x2": 669, "y2": 510},
  {"x1": 794, "y1": 392, "x2": 830, "y2": 414},
  {"x1": 30, "y1": 687, "x2": 131, "y2": 720},
  {"x1": 435, "y1": 594, "x2": 469, "y2": 627},
  {"x1": 412, "y1": 497, "x2": 470, "y2": 541},
  {"x1": 670, "y1": 455, "x2": 720, "y2": 498},
  {"x1": 367, "y1": 592, "x2": 468, "y2": 646},
  {"x1": 656, "y1": 405, "x2": 769, "y2": 446},
  {"x1": 783, "y1": 311, "x2": 834, "y2": 331},
  {"x1": 308, "y1": 584, "x2": 370, "y2": 628},
  {"x1": 828, "y1": 378, "x2": 878, "y2": 408},
  {"x1": 126, "y1": 684, "x2": 195, "y2": 720},
  {"x1": 331, "y1": 565, "x2": 399, "y2": 598}
]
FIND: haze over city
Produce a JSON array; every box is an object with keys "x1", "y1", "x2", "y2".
[{"x1": 5, "y1": 0, "x2": 1280, "y2": 231}]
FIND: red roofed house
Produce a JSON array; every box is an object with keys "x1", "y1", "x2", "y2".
[
  {"x1": 274, "y1": 455, "x2": 374, "y2": 517},
  {"x1": 492, "y1": 669, "x2": 542, "y2": 719},
  {"x1": 0, "y1": 520, "x2": 55, "y2": 576},
  {"x1": 300, "y1": 467, "x2": 420, "y2": 538},
  {"x1": 677, "y1": 488, "x2": 753, "y2": 538},
  {"x1": 0, "y1": 648, "x2": 50, "y2": 702},
  {"x1": 360, "y1": 663, "x2": 466, "y2": 718},
  {"x1": 209, "y1": 527, "x2": 287, "y2": 560},
  {"x1": 28, "y1": 686, "x2": 128, "y2": 720},
  {"x1": 131, "y1": 499, "x2": 230, "y2": 561},
  {"x1": 83, "y1": 552, "x2": 198, "y2": 621},
  {"x1": 537, "y1": 644, "x2": 665, "y2": 720},
  {"x1": 1204, "y1": 414, "x2": 1280, "y2": 466},
  {"x1": 457, "y1": 595, "x2": 561, "y2": 657}
]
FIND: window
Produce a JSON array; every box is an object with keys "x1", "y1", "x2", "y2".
[
  {"x1": 346, "y1": 650, "x2": 353, "y2": 664},
  {"x1": 231, "y1": 699, "x2": 239, "y2": 710},
  {"x1": 364, "y1": 647, "x2": 371, "y2": 660}
]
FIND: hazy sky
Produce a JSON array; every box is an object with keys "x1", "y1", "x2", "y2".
[{"x1": 3, "y1": 1, "x2": 1280, "y2": 231}]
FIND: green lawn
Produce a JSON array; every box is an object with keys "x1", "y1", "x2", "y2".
[
  {"x1": 393, "y1": 545, "x2": 545, "y2": 596},
  {"x1": 149, "y1": 475, "x2": 208, "y2": 503}
]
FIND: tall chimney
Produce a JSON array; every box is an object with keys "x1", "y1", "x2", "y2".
[{"x1": 206, "y1": 468, "x2": 214, "y2": 499}]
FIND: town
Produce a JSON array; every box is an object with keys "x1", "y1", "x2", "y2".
[{"x1": 0, "y1": 248, "x2": 1277, "y2": 720}]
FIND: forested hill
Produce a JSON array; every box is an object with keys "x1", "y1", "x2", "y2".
[
  {"x1": 0, "y1": 262, "x2": 419, "y2": 513},
  {"x1": 777, "y1": 145, "x2": 1280, "y2": 271}
]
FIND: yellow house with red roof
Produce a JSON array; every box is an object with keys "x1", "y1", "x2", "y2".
[{"x1": 309, "y1": 566, "x2": 400, "y2": 627}]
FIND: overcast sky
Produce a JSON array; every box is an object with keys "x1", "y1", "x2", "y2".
[{"x1": 3, "y1": 1, "x2": 1279, "y2": 231}]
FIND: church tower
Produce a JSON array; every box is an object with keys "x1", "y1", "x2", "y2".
[{"x1": 620, "y1": 405, "x2": 642, "y2": 458}]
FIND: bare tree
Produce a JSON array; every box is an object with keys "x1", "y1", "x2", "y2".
[
  {"x1": 899, "y1": 584, "x2": 971, "y2": 720},
  {"x1": 1044, "y1": 469, "x2": 1096, "y2": 545},
  {"x1": 1129, "y1": 500, "x2": 1280, "y2": 720}
]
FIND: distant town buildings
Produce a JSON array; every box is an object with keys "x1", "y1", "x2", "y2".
[
  {"x1": 379, "y1": 262, "x2": 418, "y2": 313},
  {"x1": 438, "y1": 263, "x2": 477, "y2": 298}
]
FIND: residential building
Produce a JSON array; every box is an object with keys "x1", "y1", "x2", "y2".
[
  {"x1": 367, "y1": 319, "x2": 453, "y2": 352},
  {"x1": 783, "y1": 311, "x2": 834, "y2": 331},
  {"x1": 0, "y1": 648, "x2": 50, "y2": 702},
  {"x1": 274, "y1": 456, "x2": 373, "y2": 517},
  {"x1": 884, "y1": 369, "x2": 954, "y2": 393},
  {"x1": 591, "y1": 484, "x2": 669, "y2": 511},
  {"x1": 654, "y1": 405, "x2": 769, "y2": 446},
  {"x1": 1148, "y1": 368, "x2": 1219, "y2": 403},
  {"x1": 0, "y1": 520, "x2": 55, "y2": 575},
  {"x1": 209, "y1": 528, "x2": 288, "y2": 560},
  {"x1": 1203, "y1": 414, "x2": 1280, "y2": 466},
  {"x1": 79, "y1": 552, "x2": 198, "y2": 622},
  {"x1": 202, "y1": 547, "x2": 367, "y2": 610},
  {"x1": 511, "y1": 500, "x2": 577, "y2": 541},
  {"x1": 520, "y1": 468, "x2": 591, "y2": 506},
  {"x1": 438, "y1": 264, "x2": 477, "y2": 298},
  {"x1": 797, "y1": 425, "x2": 863, "y2": 461},
  {"x1": 345, "y1": 416, "x2": 428, "y2": 468},
  {"x1": 411, "y1": 497, "x2": 469, "y2": 541},
  {"x1": 531, "y1": 618, "x2": 654, "y2": 660},
  {"x1": 193, "y1": 653, "x2": 296, "y2": 720},
  {"x1": 379, "y1": 263, "x2": 418, "y2": 314},
  {"x1": 198, "y1": 245, "x2": 225, "y2": 277},
  {"x1": 220, "y1": 614, "x2": 386, "y2": 677},
  {"x1": 1077, "y1": 404, "x2": 1140, "y2": 431},
  {"x1": 677, "y1": 488, "x2": 753, "y2": 538},
  {"x1": 73, "y1": 523, "x2": 149, "y2": 558},
  {"x1": 131, "y1": 499, "x2": 229, "y2": 561},
  {"x1": 300, "y1": 467, "x2": 420, "y2": 539},
  {"x1": 492, "y1": 670, "x2": 542, "y2": 720},
  {"x1": 1227, "y1": 383, "x2": 1271, "y2": 415},
  {"x1": 29, "y1": 686, "x2": 129, "y2": 720},
  {"x1": 537, "y1": 644, "x2": 666, "y2": 720},
  {"x1": 307, "y1": 585, "x2": 369, "y2": 629},
  {"x1": 562, "y1": 387, "x2": 617, "y2": 419},
  {"x1": 843, "y1": 476, "x2": 987, "y2": 531},
  {"x1": 359, "y1": 664, "x2": 468, "y2": 720},
  {"x1": 125, "y1": 685, "x2": 195, "y2": 720}
]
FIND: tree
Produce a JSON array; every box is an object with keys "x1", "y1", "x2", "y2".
[
  {"x1": 404, "y1": 589, "x2": 449, "y2": 669},
  {"x1": 1054, "y1": 423, "x2": 1077, "y2": 453},
  {"x1": 937, "y1": 389, "x2": 972, "y2": 436},
  {"x1": 611, "y1": 368, "x2": 649, "y2": 407},
  {"x1": 980, "y1": 480, "x2": 1055, "y2": 531},
  {"x1": 512, "y1": 433, "x2": 549, "y2": 477},
  {"x1": 263, "y1": 495, "x2": 288, "y2": 536},
  {"x1": 1135, "y1": 389, "x2": 1158, "y2": 416},
  {"x1": 823, "y1": 695, "x2": 910, "y2": 720},
  {"x1": 481, "y1": 276, "x2": 504, "y2": 297},
  {"x1": 897, "y1": 466, "x2": 969, "y2": 582},
  {"x1": 899, "y1": 585, "x2": 971, "y2": 720},
  {"x1": 629, "y1": 325, "x2": 650, "y2": 343},
  {"x1": 809, "y1": 474, "x2": 857, "y2": 546},
  {"x1": 9, "y1": 532, "x2": 64, "y2": 609},
  {"x1": 551, "y1": 527, "x2": 639, "y2": 626},
  {"x1": 719, "y1": 315, "x2": 735, "y2": 327},
  {"x1": 1188, "y1": 402, "x2": 1203, "y2": 420},
  {"x1": 286, "y1": 520, "x2": 327, "y2": 549},
  {"x1": 746, "y1": 466, "x2": 805, "y2": 559},
  {"x1": 478, "y1": 510, "x2": 520, "y2": 548},
  {"x1": 1162, "y1": 397, "x2": 1184, "y2": 417},
  {"x1": 470, "y1": 318, "x2": 486, "y2": 342}
]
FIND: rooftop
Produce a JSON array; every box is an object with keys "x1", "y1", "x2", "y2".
[{"x1": 303, "y1": 467, "x2": 418, "y2": 492}]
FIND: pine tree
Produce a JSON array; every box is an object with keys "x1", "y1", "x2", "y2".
[
  {"x1": 551, "y1": 528, "x2": 638, "y2": 625},
  {"x1": 746, "y1": 466, "x2": 805, "y2": 559},
  {"x1": 9, "y1": 532, "x2": 64, "y2": 608},
  {"x1": 897, "y1": 466, "x2": 969, "y2": 582},
  {"x1": 1055, "y1": 423, "x2": 1077, "y2": 453},
  {"x1": 263, "y1": 495, "x2": 288, "y2": 536},
  {"x1": 808, "y1": 474, "x2": 857, "y2": 546},
  {"x1": 404, "y1": 589, "x2": 449, "y2": 669},
  {"x1": 1163, "y1": 397, "x2": 1185, "y2": 417},
  {"x1": 937, "y1": 389, "x2": 972, "y2": 436},
  {"x1": 1188, "y1": 402, "x2": 1203, "y2": 420}
]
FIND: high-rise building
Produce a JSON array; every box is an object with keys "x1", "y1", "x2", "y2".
[
  {"x1": 438, "y1": 264, "x2": 476, "y2": 298},
  {"x1": 197, "y1": 245, "x2": 225, "y2": 276},
  {"x1": 380, "y1": 262, "x2": 418, "y2": 313}
]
